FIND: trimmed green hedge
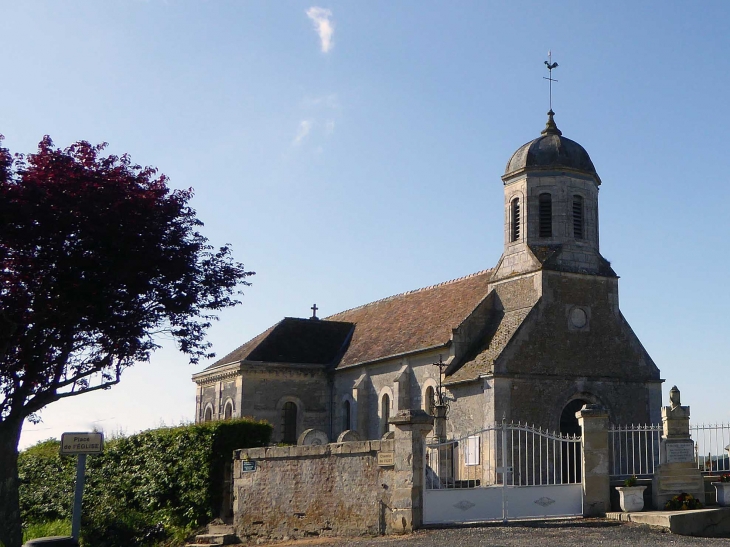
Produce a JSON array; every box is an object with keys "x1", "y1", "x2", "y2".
[{"x1": 19, "y1": 419, "x2": 271, "y2": 546}]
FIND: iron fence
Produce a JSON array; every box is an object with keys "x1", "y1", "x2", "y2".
[
  {"x1": 609, "y1": 422, "x2": 730, "y2": 478},
  {"x1": 608, "y1": 423, "x2": 661, "y2": 478},
  {"x1": 426, "y1": 421, "x2": 581, "y2": 490},
  {"x1": 692, "y1": 422, "x2": 730, "y2": 474}
]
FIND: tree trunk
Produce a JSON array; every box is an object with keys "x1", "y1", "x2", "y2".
[{"x1": 0, "y1": 418, "x2": 24, "y2": 547}]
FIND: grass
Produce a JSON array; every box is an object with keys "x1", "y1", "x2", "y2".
[
  {"x1": 20, "y1": 519, "x2": 197, "y2": 546},
  {"x1": 23, "y1": 520, "x2": 71, "y2": 542}
]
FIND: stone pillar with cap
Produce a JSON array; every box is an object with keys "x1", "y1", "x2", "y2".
[
  {"x1": 577, "y1": 404, "x2": 611, "y2": 516},
  {"x1": 431, "y1": 404, "x2": 452, "y2": 486},
  {"x1": 433, "y1": 405, "x2": 447, "y2": 442},
  {"x1": 388, "y1": 409, "x2": 434, "y2": 533},
  {"x1": 652, "y1": 386, "x2": 704, "y2": 510}
]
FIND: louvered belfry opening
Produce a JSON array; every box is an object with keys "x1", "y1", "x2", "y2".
[
  {"x1": 511, "y1": 198, "x2": 521, "y2": 241},
  {"x1": 539, "y1": 193, "x2": 552, "y2": 238},
  {"x1": 573, "y1": 195, "x2": 584, "y2": 239}
]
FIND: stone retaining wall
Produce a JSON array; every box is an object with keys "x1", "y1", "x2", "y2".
[
  {"x1": 233, "y1": 409, "x2": 433, "y2": 542},
  {"x1": 233, "y1": 440, "x2": 396, "y2": 541}
]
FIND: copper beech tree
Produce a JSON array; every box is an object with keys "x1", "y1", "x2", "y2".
[{"x1": 0, "y1": 136, "x2": 252, "y2": 547}]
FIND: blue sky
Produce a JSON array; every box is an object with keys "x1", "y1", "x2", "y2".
[{"x1": 3, "y1": 1, "x2": 729, "y2": 448}]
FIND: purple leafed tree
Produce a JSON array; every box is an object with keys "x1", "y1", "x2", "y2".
[{"x1": 0, "y1": 135, "x2": 253, "y2": 547}]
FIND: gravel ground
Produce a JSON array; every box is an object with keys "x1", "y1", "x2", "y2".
[{"x1": 251, "y1": 519, "x2": 730, "y2": 547}]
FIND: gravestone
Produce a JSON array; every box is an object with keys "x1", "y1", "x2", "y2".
[
  {"x1": 297, "y1": 428, "x2": 329, "y2": 446},
  {"x1": 337, "y1": 429, "x2": 361, "y2": 442},
  {"x1": 652, "y1": 386, "x2": 704, "y2": 509}
]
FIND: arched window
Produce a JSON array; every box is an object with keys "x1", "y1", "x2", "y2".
[
  {"x1": 539, "y1": 193, "x2": 552, "y2": 238},
  {"x1": 572, "y1": 195, "x2": 584, "y2": 239},
  {"x1": 224, "y1": 400, "x2": 233, "y2": 420},
  {"x1": 342, "y1": 399, "x2": 351, "y2": 431},
  {"x1": 282, "y1": 401, "x2": 298, "y2": 444},
  {"x1": 381, "y1": 394, "x2": 391, "y2": 436},
  {"x1": 203, "y1": 406, "x2": 213, "y2": 422},
  {"x1": 425, "y1": 386, "x2": 435, "y2": 416},
  {"x1": 510, "y1": 198, "x2": 521, "y2": 242}
]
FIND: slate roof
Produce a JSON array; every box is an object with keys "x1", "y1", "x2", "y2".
[
  {"x1": 446, "y1": 307, "x2": 533, "y2": 384},
  {"x1": 205, "y1": 269, "x2": 494, "y2": 372},
  {"x1": 529, "y1": 244, "x2": 617, "y2": 277},
  {"x1": 503, "y1": 112, "x2": 601, "y2": 184},
  {"x1": 206, "y1": 318, "x2": 353, "y2": 368},
  {"x1": 327, "y1": 269, "x2": 493, "y2": 368}
]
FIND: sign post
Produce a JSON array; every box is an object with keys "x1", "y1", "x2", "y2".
[{"x1": 60, "y1": 432, "x2": 104, "y2": 541}]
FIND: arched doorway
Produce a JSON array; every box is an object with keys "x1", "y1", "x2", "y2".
[
  {"x1": 560, "y1": 398, "x2": 590, "y2": 483},
  {"x1": 560, "y1": 398, "x2": 589, "y2": 437}
]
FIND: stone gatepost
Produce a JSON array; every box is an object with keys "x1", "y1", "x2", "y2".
[
  {"x1": 389, "y1": 409, "x2": 434, "y2": 533},
  {"x1": 577, "y1": 404, "x2": 611, "y2": 517},
  {"x1": 652, "y1": 386, "x2": 704, "y2": 510}
]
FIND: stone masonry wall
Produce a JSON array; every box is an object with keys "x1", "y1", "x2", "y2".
[
  {"x1": 234, "y1": 441, "x2": 395, "y2": 541},
  {"x1": 332, "y1": 348, "x2": 443, "y2": 441},
  {"x1": 489, "y1": 270, "x2": 661, "y2": 428},
  {"x1": 497, "y1": 271, "x2": 658, "y2": 381}
]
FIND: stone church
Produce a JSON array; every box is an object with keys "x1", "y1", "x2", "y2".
[{"x1": 192, "y1": 111, "x2": 663, "y2": 443}]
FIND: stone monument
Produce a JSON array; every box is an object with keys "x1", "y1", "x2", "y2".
[
  {"x1": 652, "y1": 386, "x2": 704, "y2": 510},
  {"x1": 297, "y1": 428, "x2": 329, "y2": 446},
  {"x1": 433, "y1": 404, "x2": 447, "y2": 442},
  {"x1": 336, "y1": 429, "x2": 361, "y2": 442}
]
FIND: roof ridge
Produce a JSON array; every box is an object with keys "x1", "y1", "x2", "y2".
[{"x1": 325, "y1": 268, "x2": 494, "y2": 319}]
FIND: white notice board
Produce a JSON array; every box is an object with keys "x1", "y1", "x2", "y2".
[{"x1": 60, "y1": 432, "x2": 104, "y2": 455}]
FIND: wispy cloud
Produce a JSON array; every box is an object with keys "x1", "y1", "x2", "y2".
[
  {"x1": 293, "y1": 120, "x2": 313, "y2": 145},
  {"x1": 306, "y1": 7, "x2": 334, "y2": 53},
  {"x1": 302, "y1": 93, "x2": 340, "y2": 110}
]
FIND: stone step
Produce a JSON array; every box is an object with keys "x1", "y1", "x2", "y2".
[
  {"x1": 207, "y1": 524, "x2": 235, "y2": 535},
  {"x1": 187, "y1": 533, "x2": 238, "y2": 546}
]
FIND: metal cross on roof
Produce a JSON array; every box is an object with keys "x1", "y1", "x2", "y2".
[
  {"x1": 543, "y1": 51, "x2": 559, "y2": 111},
  {"x1": 310, "y1": 303, "x2": 318, "y2": 319}
]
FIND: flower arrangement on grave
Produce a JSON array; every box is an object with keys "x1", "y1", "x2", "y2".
[
  {"x1": 623, "y1": 475, "x2": 638, "y2": 487},
  {"x1": 719, "y1": 474, "x2": 730, "y2": 483},
  {"x1": 664, "y1": 492, "x2": 703, "y2": 510}
]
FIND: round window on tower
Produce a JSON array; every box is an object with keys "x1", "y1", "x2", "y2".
[{"x1": 568, "y1": 306, "x2": 589, "y2": 330}]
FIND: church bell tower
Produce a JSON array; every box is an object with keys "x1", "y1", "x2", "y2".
[{"x1": 493, "y1": 110, "x2": 612, "y2": 281}]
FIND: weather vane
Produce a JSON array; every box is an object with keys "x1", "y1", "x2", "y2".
[{"x1": 544, "y1": 51, "x2": 558, "y2": 111}]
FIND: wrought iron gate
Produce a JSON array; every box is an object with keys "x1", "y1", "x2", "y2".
[{"x1": 423, "y1": 421, "x2": 583, "y2": 524}]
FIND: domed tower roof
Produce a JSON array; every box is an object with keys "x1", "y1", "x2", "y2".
[{"x1": 503, "y1": 111, "x2": 601, "y2": 185}]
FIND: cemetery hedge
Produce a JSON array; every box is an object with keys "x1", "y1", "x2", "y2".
[{"x1": 18, "y1": 419, "x2": 271, "y2": 546}]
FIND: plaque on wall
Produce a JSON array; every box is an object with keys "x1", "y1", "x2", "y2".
[
  {"x1": 666, "y1": 442, "x2": 694, "y2": 463},
  {"x1": 377, "y1": 451, "x2": 395, "y2": 467},
  {"x1": 242, "y1": 460, "x2": 257, "y2": 472}
]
